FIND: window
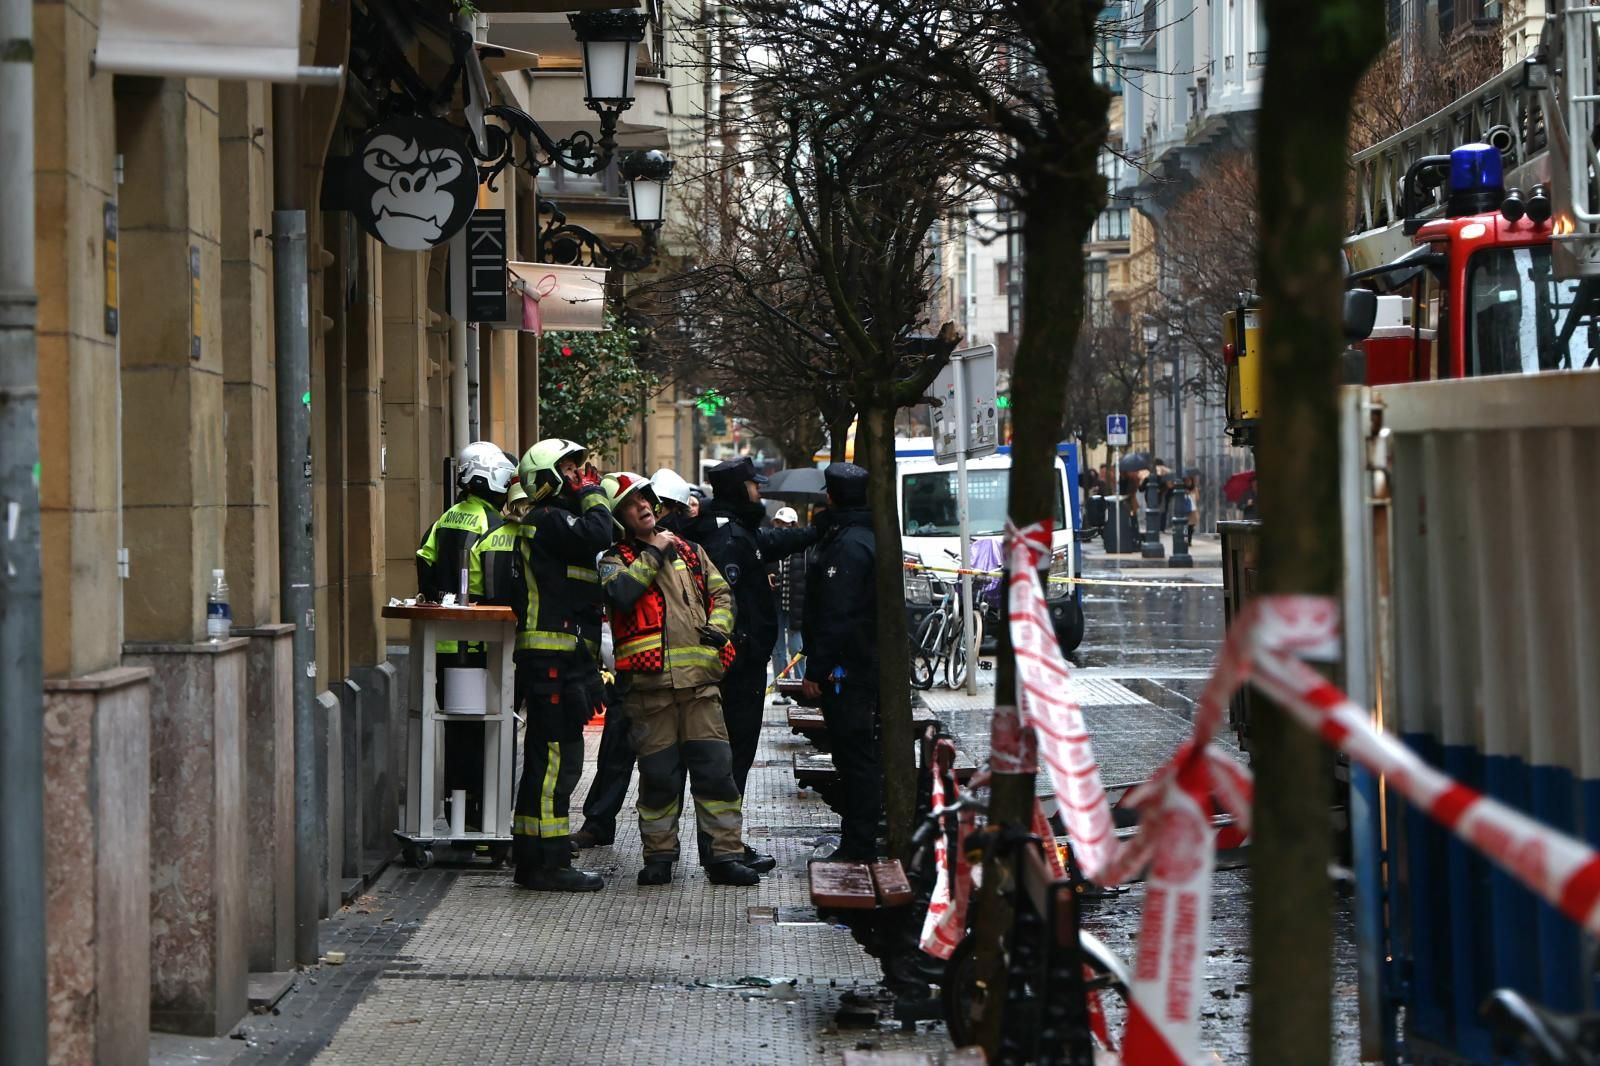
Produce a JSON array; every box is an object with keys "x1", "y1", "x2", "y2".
[
  {"x1": 1465, "y1": 246, "x2": 1597, "y2": 376},
  {"x1": 1086, "y1": 259, "x2": 1110, "y2": 323},
  {"x1": 544, "y1": 156, "x2": 623, "y2": 199},
  {"x1": 1096, "y1": 208, "x2": 1130, "y2": 242},
  {"x1": 902, "y1": 469, "x2": 1066, "y2": 538}
]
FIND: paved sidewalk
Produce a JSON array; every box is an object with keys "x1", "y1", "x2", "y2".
[{"x1": 212, "y1": 700, "x2": 954, "y2": 1066}]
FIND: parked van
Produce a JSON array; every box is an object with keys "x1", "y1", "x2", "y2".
[{"x1": 893, "y1": 438, "x2": 1086, "y2": 654}]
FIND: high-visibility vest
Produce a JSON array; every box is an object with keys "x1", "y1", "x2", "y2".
[{"x1": 610, "y1": 540, "x2": 736, "y2": 674}]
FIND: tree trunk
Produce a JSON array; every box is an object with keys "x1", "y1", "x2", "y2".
[
  {"x1": 858, "y1": 395, "x2": 917, "y2": 861},
  {"x1": 973, "y1": 184, "x2": 1103, "y2": 1056},
  {"x1": 1251, "y1": 4, "x2": 1383, "y2": 1063}
]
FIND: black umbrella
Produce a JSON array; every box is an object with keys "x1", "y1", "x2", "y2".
[
  {"x1": 1118, "y1": 452, "x2": 1152, "y2": 474},
  {"x1": 763, "y1": 466, "x2": 828, "y2": 502}
]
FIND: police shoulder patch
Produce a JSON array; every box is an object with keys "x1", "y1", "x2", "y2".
[{"x1": 724, "y1": 563, "x2": 741, "y2": 585}]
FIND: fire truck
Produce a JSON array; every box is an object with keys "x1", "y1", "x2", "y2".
[{"x1": 1223, "y1": 9, "x2": 1600, "y2": 1062}]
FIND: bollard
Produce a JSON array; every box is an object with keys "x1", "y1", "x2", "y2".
[
  {"x1": 1141, "y1": 481, "x2": 1166, "y2": 559},
  {"x1": 1169, "y1": 487, "x2": 1194, "y2": 567}
]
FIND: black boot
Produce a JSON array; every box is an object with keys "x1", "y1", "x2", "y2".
[
  {"x1": 742, "y1": 845, "x2": 777, "y2": 874},
  {"x1": 637, "y1": 860, "x2": 673, "y2": 886},
  {"x1": 519, "y1": 838, "x2": 603, "y2": 893},
  {"x1": 706, "y1": 860, "x2": 760, "y2": 886}
]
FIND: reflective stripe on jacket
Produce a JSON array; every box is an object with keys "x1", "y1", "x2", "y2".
[{"x1": 600, "y1": 536, "x2": 734, "y2": 689}]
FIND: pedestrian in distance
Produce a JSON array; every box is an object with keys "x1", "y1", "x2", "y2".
[
  {"x1": 598, "y1": 472, "x2": 762, "y2": 887},
  {"x1": 768, "y1": 506, "x2": 806, "y2": 700},
  {"x1": 801, "y1": 462, "x2": 883, "y2": 861},
  {"x1": 499, "y1": 439, "x2": 615, "y2": 892}
]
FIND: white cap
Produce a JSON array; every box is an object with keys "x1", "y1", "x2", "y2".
[{"x1": 773, "y1": 506, "x2": 799, "y2": 524}]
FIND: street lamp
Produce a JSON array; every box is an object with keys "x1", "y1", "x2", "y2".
[
  {"x1": 569, "y1": 9, "x2": 649, "y2": 141},
  {"x1": 474, "y1": 9, "x2": 652, "y2": 185},
  {"x1": 622, "y1": 149, "x2": 674, "y2": 230}
]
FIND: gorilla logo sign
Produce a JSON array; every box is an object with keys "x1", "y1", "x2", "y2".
[{"x1": 350, "y1": 116, "x2": 478, "y2": 250}]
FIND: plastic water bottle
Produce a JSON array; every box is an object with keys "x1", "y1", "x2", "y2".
[{"x1": 206, "y1": 569, "x2": 232, "y2": 641}]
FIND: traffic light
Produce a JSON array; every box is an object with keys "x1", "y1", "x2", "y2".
[
  {"x1": 695, "y1": 388, "x2": 728, "y2": 417},
  {"x1": 996, "y1": 394, "x2": 1011, "y2": 409}
]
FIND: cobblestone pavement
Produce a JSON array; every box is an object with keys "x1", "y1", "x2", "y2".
[{"x1": 221, "y1": 704, "x2": 954, "y2": 1066}]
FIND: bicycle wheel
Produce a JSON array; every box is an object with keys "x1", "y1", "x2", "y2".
[
  {"x1": 940, "y1": 930, "x2": 1131, "y2": 1052},
  {"x1": 910, "y1": 612, "x2": 942, "y2": 690},
  {"x1": 944, "y1": 611, "x2": 984, "y2": 690}
]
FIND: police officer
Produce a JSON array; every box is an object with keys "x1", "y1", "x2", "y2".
[
  {"x1": 800, "y1": 462, "x2": 881, "y2": 861},
  {"x1": 599, "y1": 472, "x2": 759, "y2": 887},
  {"x1": 501, "y1": 438, "x2": 616, "y2": 891},
  {"x1": 415, "y1": 441, "x2": 518, "y2": 830},
  {"x1": 701, "y1": 457, "x2": 817, "y2": 871}
]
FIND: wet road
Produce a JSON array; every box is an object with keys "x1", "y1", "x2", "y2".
[{"x1": 921, "y1": 536, "x2": 1365, "y2": 1063}]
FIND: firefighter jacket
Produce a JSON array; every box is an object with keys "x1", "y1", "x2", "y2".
[
  {"x1": 599, "y1": 535, "x2": 735, "y2": 691},
  {"x1": 803, "y1": 506, "x2": 877, "y2": 684},
  {"x1": 416, "y1": 493, "x2": 502, "y2": 602},
  {"x1": 500, "y1": 485, "x2": 615, "y2": 657},
  {"x1": 699, "y1": 500, "x2": 818, "y2": 662}
]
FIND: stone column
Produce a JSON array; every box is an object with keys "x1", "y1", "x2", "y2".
[
  {"x1": 236, "y1": 625, "x2": 295, "y2": 973},
  {"x1": 42, "y1": 667, "x2": 151, "y2": 1066},
  {"x1": 220, "y1": 81, "x2": 278, "y2": 628},
  {"x1": 123, "y1": 640, "x2": 248, "y2": 1036},
  {"x1": 380, "y1": 248, "x2": 435, "y2": 646},
  {"x1": 115, "y1": 76, "x2": 249, "y2": 1038}
]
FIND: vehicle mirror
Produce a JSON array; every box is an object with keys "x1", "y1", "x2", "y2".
[{"x1": 1343, "y1": 289, "x2": 1378, "y2": 342}]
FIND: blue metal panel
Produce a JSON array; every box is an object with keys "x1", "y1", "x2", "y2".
[
  {"x1": 1440, "y1": 742, "x2": 1493, "y2": 1063},
  {"x1": 1402, "y1": 731, "x2": 1451, "y2": 1045},
  {"x1": 1531, "y1": 764, "x2": 1584, "y2": 1011},
  {"x1": 1482, "y1": 753, "x2": 1539, "y2": 1001}
]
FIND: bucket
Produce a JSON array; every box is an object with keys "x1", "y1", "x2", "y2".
[{"x1": 441, "y1": 667, "x2": 488, "y2": 714}]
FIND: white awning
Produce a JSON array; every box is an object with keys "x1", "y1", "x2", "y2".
[
  {"x1": 506, "y1": 261, "x2": 608, "y2": 334},
  {"x1": 95, "y1": 0, "x2": 337, "y2": 83}
]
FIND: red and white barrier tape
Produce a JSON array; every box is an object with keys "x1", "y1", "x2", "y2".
[
  {"x1": 997, "y1": 518, "x2": 1600, "y2": 1063},
  {"x1": 919, "y1": 737, "x2": 975, "y2": 960}
]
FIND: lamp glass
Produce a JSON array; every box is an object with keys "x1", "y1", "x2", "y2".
[
  {"x1": 1142, "y1": 322, "x2": 1160, "y2": 346},
  {"x1": 580, "y1": 38, "x2": 639, "y2": 104},
  {"x1": 628, "y1": 175, "x2": 667, "y2": 225}
]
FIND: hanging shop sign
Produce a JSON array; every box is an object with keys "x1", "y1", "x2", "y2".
[
  {"x1": 349, "y1": 116, "x2": 478, "y2": 251},
  {"x1": 465, "y1": 210, "x2": 508, "y2": 323},
  {"x1": 507, "y1": 261, "x2": 608, "y2": 334}
]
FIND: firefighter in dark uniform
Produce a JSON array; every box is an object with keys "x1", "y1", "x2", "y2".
[
  {"x1": 415, "y1": 441, "x2": 517, "y2": 830},
  {"x1": 501, "y1": 438, "x2": 615, "y2": 891},
  {"x1": 801, "y1": 462, "x2": 881, "y2": 860},
  {"x1": 701, "y1": 456, "x2": 817, "y2": 872}
]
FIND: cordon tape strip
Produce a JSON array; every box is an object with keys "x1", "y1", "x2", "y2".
[{"x1": 918, "y1": 518, "x2": 1600, "y2": 1065}]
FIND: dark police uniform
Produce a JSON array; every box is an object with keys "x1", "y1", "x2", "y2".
[
  {"x1": 802, "y1": 463, "x2": 881, "y2": 860},
  {"x1": 700, "y1": 456, "x2": 818, "y2": 794}
]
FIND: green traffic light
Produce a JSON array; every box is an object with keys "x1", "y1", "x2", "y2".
[{"x1": 996, "y1": 395, "x2": 1011, "y2": 409}]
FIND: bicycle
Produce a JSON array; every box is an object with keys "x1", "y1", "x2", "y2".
[
  {"x1": 909, "y1": 551, "x2": 990, "y2": 691},
  {"x1": 1483, "y1": 988, "x2": 1600, "y2": 1064},
  {"x1": 906, "y1": 742, "x2": 1133, "y2": 1060}
]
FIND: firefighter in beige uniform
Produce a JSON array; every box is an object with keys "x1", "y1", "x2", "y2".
[{"x1": 598, "y1": 472, "x2": 761, "y2": 887}]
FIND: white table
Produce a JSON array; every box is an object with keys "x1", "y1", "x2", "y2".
[{"x1": 384, "y1": 603, "x2": 517, "y2": 866}]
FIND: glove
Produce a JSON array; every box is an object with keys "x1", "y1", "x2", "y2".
[{"x1": 566, "y1": 462, "x2": 603, "y2": 493}]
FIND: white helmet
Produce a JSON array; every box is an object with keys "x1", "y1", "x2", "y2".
[
  {"x1": 650, "y1": 468, "x2": 693, "y2": 507},
  {"x1": 457, "y1": 441, "x2": 516, "y2": 495}
]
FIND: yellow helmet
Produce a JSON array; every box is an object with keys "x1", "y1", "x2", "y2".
[{"x1": 518, "y1": 438, "x2": 588, "y2": 504}]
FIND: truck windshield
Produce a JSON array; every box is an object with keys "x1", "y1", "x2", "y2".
[
  {"x1": 901, "y1": 468, "x2": 1066, "y2": 537},
  {"x1": 1466, "y1": 246, "x2": 1599, "y2": 375}
]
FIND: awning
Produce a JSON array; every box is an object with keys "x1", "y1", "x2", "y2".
[
  {"x1": 506, "y1": 262, "x2": 608, "y2": 334},
  {"x1": 95, "y1": 0, "x2": 339, "y2": 83}
]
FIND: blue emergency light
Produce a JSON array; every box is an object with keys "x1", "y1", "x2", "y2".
[{"x1": 1447, "y1": 143, "x2": 1506, "y2": 216}]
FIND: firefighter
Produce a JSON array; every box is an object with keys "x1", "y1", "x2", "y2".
[
  {"x1": 415, "y1": 441, "x2": 517, "y2": 830},
  {"x1": 700, "y1": 456, "x2": 817, "y2": 872},
  {"x1": 599, "y1": 471, "x2": 760, "y2": 887},
  {"x1": 503, "y1": 438, "x2": 616, "y2": 892},
  {"x1": 801, "y1": 462, "x2": 881, "y2": 860}
]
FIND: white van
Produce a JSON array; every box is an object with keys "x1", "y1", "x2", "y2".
[{"x1": 893, "y1": 438, "x2": 1085, "y2": 652}]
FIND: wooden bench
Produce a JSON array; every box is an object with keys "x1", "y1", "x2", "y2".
[{"x1": 807, "y1": 859, "x2": 914, "y2": 911}]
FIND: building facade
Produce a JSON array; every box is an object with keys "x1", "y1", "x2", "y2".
[{"x1": 20, "y1": 0, "x2": 689, "y2": 1058}]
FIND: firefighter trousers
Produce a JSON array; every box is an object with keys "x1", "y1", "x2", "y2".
[
  {"x1": 628, "y1": 683, "x2": 745, "y2": 865},
  {"x1": 511, "y1": 655, "x2": 592, "y2": 877}
]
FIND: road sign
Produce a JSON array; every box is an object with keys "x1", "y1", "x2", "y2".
[
  {"x1": 1107, "y1": 413, "x2": 1129, "y2": 448},
  {"x1": 931, "y1": 345, "x2": 999, "y2": 463}
]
